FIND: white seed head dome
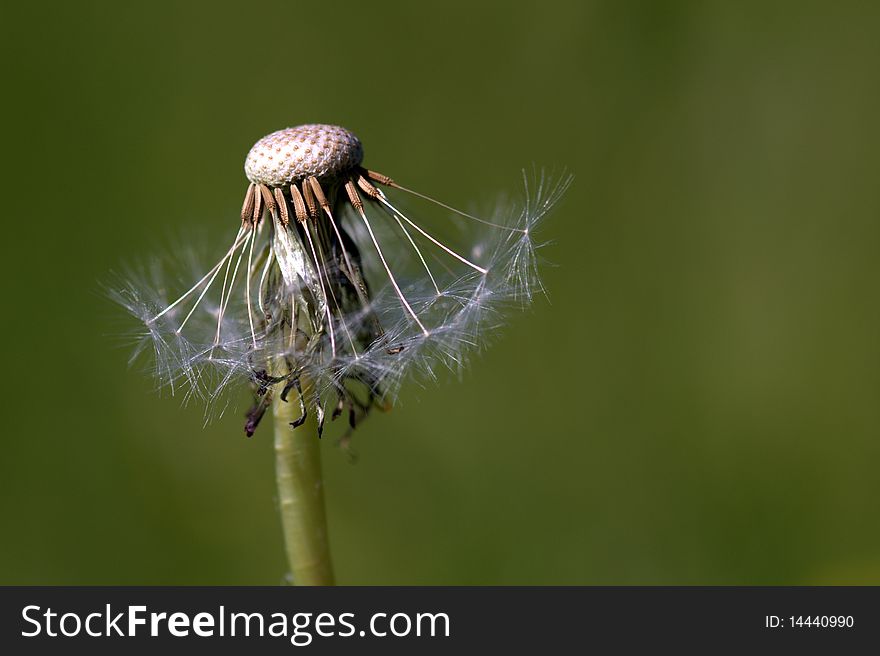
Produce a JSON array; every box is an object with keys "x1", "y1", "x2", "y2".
[{"x1": 244, "y1": 124, "x2": 363, "y2": 187}]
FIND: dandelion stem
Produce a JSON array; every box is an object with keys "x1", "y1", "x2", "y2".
[{"x1": 272, "y1": 382, "x2": 335, "y2": 586}]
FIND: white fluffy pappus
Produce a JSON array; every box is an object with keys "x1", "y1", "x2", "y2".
[{"x1": 112, "y1": 124, "x2": 570, "y2": 442}]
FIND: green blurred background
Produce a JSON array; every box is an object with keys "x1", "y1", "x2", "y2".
[{"x1": 2, "y1": 1, "x2": 879, "y2": 584}]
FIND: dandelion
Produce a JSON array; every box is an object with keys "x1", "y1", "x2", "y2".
[{"x1": 114, "y1": 123, "x2": 570, "y2": 585}]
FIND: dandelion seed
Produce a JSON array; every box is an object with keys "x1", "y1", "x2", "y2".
[{"x1": 114, "y1": 123, "x2": 571, "y2": 441}]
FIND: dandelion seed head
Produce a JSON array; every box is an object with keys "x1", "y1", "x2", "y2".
[
  {"x1": 244, "y1": 124, "x2": 363, "y2": 187},
  {"x1": 114, "y1": 123, "x2": 570, "y2": 440}
]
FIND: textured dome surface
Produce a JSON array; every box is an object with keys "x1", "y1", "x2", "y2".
[{"x1": 244, "y1": 124, "x2": 363, "y2": 186}]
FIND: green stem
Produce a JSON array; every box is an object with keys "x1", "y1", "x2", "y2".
[{"x1": 273, "y1": 392, "x2": 335, "y2": 586}]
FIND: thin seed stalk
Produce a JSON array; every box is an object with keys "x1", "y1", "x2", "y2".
[{"x1": 273, "y1": 385, "x2": 335, "y2": 586}]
